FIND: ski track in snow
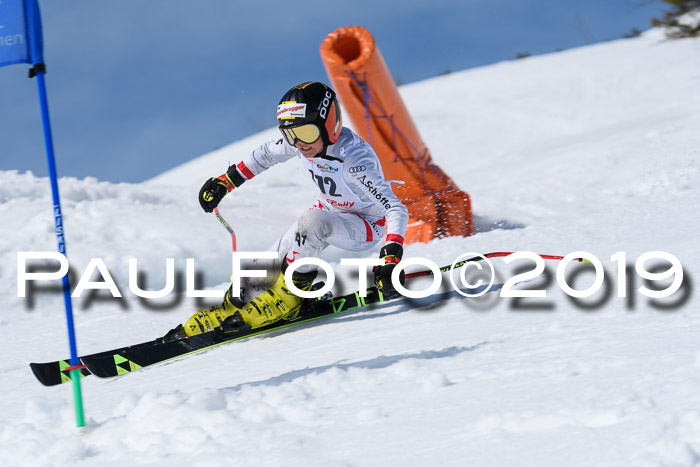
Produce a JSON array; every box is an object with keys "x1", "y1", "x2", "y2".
[{"x1": 2, "y1": 28, "x2": 700, "y2": 466}]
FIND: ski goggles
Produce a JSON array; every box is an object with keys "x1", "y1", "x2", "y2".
[{"x1": 280, "y1": 123, "x2": 321, "y2": 146}]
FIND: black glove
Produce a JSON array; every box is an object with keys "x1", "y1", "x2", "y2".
[
  {"x1": 198, "y1": 166, "x2": 247, "y2": 213},
  {"x1": 374, "y1": 243, "x2": 405, "y2": 293},
  {"x1": 198, "y1": 177, "x2": 229, "y2": 213}
]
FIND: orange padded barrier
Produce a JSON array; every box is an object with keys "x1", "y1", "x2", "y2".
[{"x1": 320, "y1": 26, "x2": 473, "y2": 244}]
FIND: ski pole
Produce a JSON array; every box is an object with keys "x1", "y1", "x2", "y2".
[
  {"x1": 405, "y1": 252, "x2": 589, "y2": 279},
  {"x1": 213, "y1": 207, "x2": 237, "y2": 252}
]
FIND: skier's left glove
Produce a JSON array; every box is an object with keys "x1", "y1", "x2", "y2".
[
  {"x1": 373, "y1": 242, "x2": 405, "y2": 293},
  {"x1": 198, "y1": 166, "x2": 246, "y2": 213}
]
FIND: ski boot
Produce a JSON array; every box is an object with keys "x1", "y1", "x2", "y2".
[
  {"x1": 183, "y1": 301, "x2": 238, "y2": 337},
  {"x1": 179, "y1": 278, "x2": 265, "y2": 338},
  {"x1": 180, "y1": 264, "x2": 317, "y2": 337},
  {"x1": 232, "y1": 267, "x2": 317, "y2": 330}
]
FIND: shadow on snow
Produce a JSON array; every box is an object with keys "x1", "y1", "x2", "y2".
[{"x1": 221, "y1": 342, "x2": 488, "y2": 392}]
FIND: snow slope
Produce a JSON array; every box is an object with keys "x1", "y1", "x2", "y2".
[{"x1": 2, "y1": 28, "x2": 700, "y2": 466}]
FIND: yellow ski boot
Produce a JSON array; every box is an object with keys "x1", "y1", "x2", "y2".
[
  {"x1": 180, "y1": 281, "x2": 254, "y2": 337},
  {"x1": 236, "y1": 267, "x2": 317, "y2": 330},
  {"x1": 182, "y1": 303, "x2": 242, "y2": 337},
  {"x1": 181, "y1": 266, "x2": 316, "y2": 337}
]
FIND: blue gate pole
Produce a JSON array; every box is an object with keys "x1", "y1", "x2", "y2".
[
  {"x1": 33, "y1": 69, "x2": 86, "y2": 428},
  {"x1": 25, "y1": 0, "x2": 85, "y2": 429}
]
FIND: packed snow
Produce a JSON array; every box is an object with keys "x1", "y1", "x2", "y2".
[{"x1": 1, "y1": 27, "x2": 700, "y2": 466}]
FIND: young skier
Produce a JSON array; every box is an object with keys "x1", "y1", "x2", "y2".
[{"x1": 186, "y1": 81, "x2": 408, "y2": 336}]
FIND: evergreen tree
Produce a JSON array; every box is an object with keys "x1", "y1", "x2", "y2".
[{"x1": 651, "y1": 0, "x2": 700, "y2": 38}]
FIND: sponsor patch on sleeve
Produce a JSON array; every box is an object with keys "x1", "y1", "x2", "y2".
[{"x1": 277, "y1": 102, "x2": 307, "y2": 120}]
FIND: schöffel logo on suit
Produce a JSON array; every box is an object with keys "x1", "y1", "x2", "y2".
[
  {"x1": 356, "y1": 175, "x2": 391, "y2": 210},
  {"x1": 349, "y1": 165, "x2": 366, "y2": 174}
]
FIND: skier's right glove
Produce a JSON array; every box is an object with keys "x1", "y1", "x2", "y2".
[
  {"x1": 198, "y1": 165, "x2": 246, "y2": 213},
  {"x1": 373, "y1": 242, "x2": 405, "y2": 293}
]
